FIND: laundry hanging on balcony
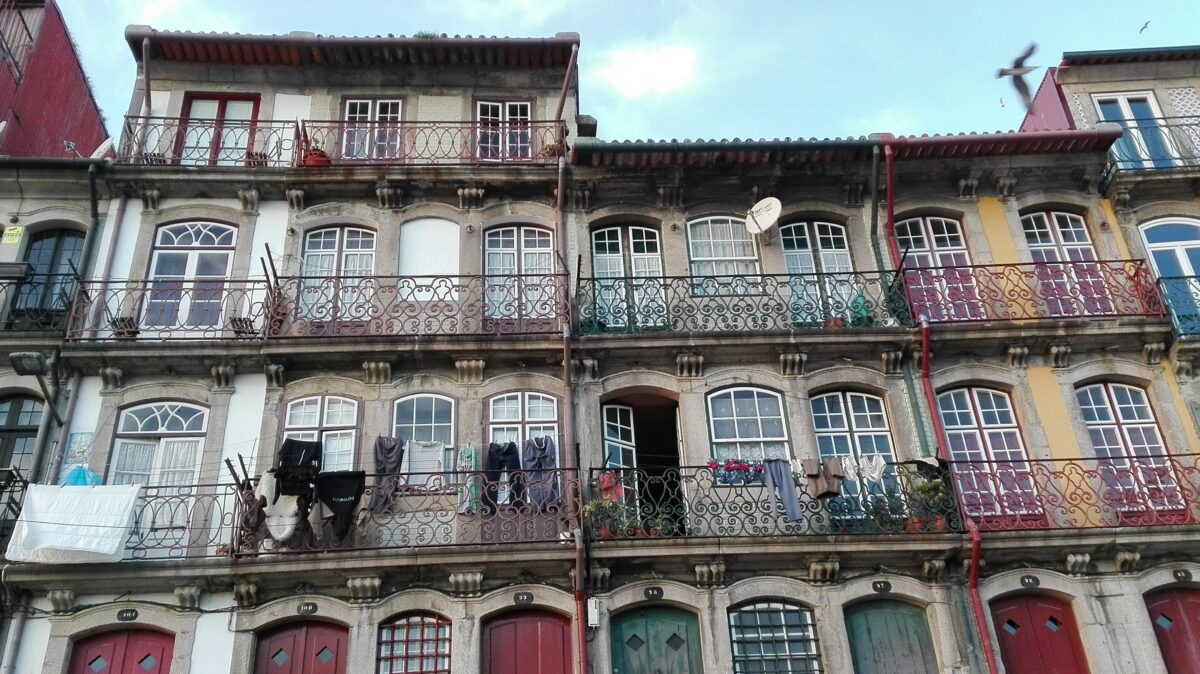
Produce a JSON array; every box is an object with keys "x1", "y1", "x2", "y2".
[
  {"x1": 5, "y1": 484, "x2": 140, "y2": 563},
  {"x1": 316, "y1": 471, "x2": 366, "y2": 545},
  {"x1": 762, "y1": 459, "x2": 803, "y2": 522},
  {"x1": 456, "y1": 444, "x2": 481, "y2": 514},
  {"x1": 368, "y1": 435, "x2": 405, "y2": 513},
  {"x1": 483, "y1": 442, "x2": 524, "y2": 512},
  {"x1": 522, "y1": 436, "x2": 558, "y2": 509}
]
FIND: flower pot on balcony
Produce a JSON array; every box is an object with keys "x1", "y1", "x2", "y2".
[
  {"x1": 824, "y1": 316, "x2": 846, "y2": 329},
  {"x1": 302, "y1": 148, "x2": 331, "y2": 167},
  {"x1": 111, "y1": 316, "x2": 139, "y2": 340},
  {"x1": 903, "y1": 515, "x2": 948, "y2": 532}
]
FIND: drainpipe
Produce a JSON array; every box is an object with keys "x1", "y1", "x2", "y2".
[
  {"x1": 0, "y1": 589, "x2": 29, "y2": 674},
  {"x1": 553, "y1": 44, "x2": 579, "y2": 125},
  {"x1": 26, "y1": 351, "x2": 61, "y2": 484},
  {"x1": 883, "y1": 141, "x2": 900, "y2": 268},
  {"x1": 46, "y1": 371, "x2": 83, "y2": 482},
  {"x1": 573, "y1": 527, "x2": 589, "y2": 674},
  {"x1": 920, "y1": 318, "x2": 999, "y2": 674}
]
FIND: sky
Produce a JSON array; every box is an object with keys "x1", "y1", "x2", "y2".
[{"x1": 57, "y1": 0, "x2": 1200, "y2": 143}]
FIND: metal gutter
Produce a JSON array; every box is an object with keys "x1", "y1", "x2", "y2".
[{"x1": 1062, "y1": 44, "x2": 1200, "y2": 65}]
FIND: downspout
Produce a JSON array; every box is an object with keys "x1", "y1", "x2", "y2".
[
  {"x1": 573, "y1": 527, "x2": 589, "y2": 674},
  {"x1": 46, "y1": 371, "x2": 82, "y2": 482},
  {"x1": 553, "y1": 44, "x2": 579, "y2": 124},
  {"x1": 26, "y1": 351, "x2": 60, "y2": 484},
  {"x1": 920, "y1": 318, "x2": 999, "y2": 674},
  {"x1": 0, "y1": 589, "x2": 29, "y2": 674}
]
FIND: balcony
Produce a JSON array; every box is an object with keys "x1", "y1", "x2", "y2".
[
  {"x1": 903, "y1": 260, "x2": 1163, "y2": 324},
  {"x1": 1157, "y1": 276, "x2": 1200, "y2": 336},
  {"x1": 948, "y1": 455, "x2": 1200, "y2": 532},
  {"x1": 1106, "y1": 116, "x2": 1200, "y2": 173},
  {"x1": 65, "y1": 274, "x2": 569, "y2": 341},
  {"x1": 576, "y1": 272, "x2": 910, "y2": 336},
  {"x1": 0, "y1": 273, "x2": 77, "y2": 333},
  {"x1": 116, "y1": 116, "x2": 567, "y2": 168},
  {"x1": 585, "y1": 464, "x2": 959, "y2": 541}
]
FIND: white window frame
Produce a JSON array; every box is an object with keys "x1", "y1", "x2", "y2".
[
  {"x1": 706, "y1": 387, "x2": 789, "y2": 471},
  {"x1": 284, "y1": 395, "x2": 358, "y2": 471},
  {"x1": 476, "y1": 100, "x2": 532, "y2": 161},
  {"x1": 110, "y1": 402, "x2": 207, "y2": 487},
  {"x1": 591, "y1": 225, "x2": 665, "y2": 329},
  {"x1": 938, "y1": 387, "x2": 1038, "y2": 517},
  {"x1": 896, "y1": 215, "x2": 982, "y2": 321},
  {"x1": 1141, "y1": 218, "x2": 1200, "y2": 278},
  {"x1": 487, "y1": 391, "x2": 559, "y2": 450},
  {"x1": 145, "y1": 222, "x2": 237, "y2": 331},
  {"x1": 687, "y1": 216, "x2": 760, "y2": 279},
  {"x1": 392, "y1": 393, "x2": 456, "y2": 479},
  {"x1": 1092, "y1": 91, "x2": 1180, "y2": 169},
  {"x1": 483, "y1": 226, "x2": 555, "y2": 320},
  {"x1": 810, "y1": 391, "x2": 899, "y2": 514},
  {"x1": 342, "y1": 98, "x2": 403, "y2": 160}
]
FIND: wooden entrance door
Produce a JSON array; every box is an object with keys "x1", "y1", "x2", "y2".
[
  {"x1": 482, "y1": 610, "x2": 571, "y2": 674},
  {"x1": 991, "y1": 594, "x2": 1089, "y2": 674},
  {"x1": 255, "y1": 622, "x2": 348, "y2": 674},
  {"x1": 1146, "y1": 588, "x2": 1200, "y2": 673},
  {"x1": 844, "y1": 600, "x2": 938, "y2": 674},
  {"x1": 610, "y1": 606, "x2": 703, "y2": 674},
  {"x1": 69, "y1": 630, "x2": 174, "y2": 674}
]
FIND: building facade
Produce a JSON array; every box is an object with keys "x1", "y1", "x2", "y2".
[{"x1": 0, "y1": 30, "x2": 1199, "y2": 674}]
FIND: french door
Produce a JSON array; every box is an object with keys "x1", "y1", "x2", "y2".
[
  {"x1": 1095, "y1": 92, "x2": 1178, "y2": 170},
  {"x1": 342, "y1": 99, "x2": 402, "y2": 160},
  {"x1": 782, "y1": 221, "x2": 856, "y2": 326},
  {"x1": 591, "y1": 226, "x2": 665, "y2": 330},
  {"x1": 1022, "y1": 211, "x2": 1112, "y2": 317},
  {"x1": 896, "y1": 216, "x2": 982, "y2": 322},
  {"x1": 299, "y1": 227, "x2": 376, "y2": 322},
  {"x1": 179, "y1": 95, "x2": 258, "y2": 166},
  {"x1": 484, "y1": 226, "x2": 555, "y2": 329},
  {"x1": 10, "y1": 229, "x2": 82, "y2": 329},
  {"x1": 477, "y1": 101, "x2": 531, "y2": 160},
  {"x1": 145, "y1": 223, "x2": 235, "y2": 332}
]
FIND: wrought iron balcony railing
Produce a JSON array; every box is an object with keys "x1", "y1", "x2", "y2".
[
  {"x1": 0, "y1": 273, "x2": 77, "y2": 332},
  {"x1": 576, "y1": 272, "x2": 911, "y2": 335},
  {"x1": 948, "y1": 455, "x2": 1200, "y2": 532},
  {"x1": 903, "y1": 259, "x2": 1163, "y2": 323},
  {"x1": 1106, "y1": 116, "x2": 1200, "y2": 172},
  {"x1": 1157, "y1": 276, "x2": 1200, "y2": 336},
  {"x1": 585, "y1": 464, "x2": 959, "y2": 541},
  {"x1": 65, "y1": 274, "x2": 570, "y2": 341},
  {"x1": 117, "y1": 116, "x2": 567, "y2": 167}
]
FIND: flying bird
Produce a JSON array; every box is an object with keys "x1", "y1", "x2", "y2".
[
  {"x1": 1000, "y1": 98, "x2": 1006, "y2": 108},
  {"x1": 997, "y1": 43, "x2": 1038, "y2": 110},
  {"x1": 1140, "y1": 21, "x2": 1150, "y2": 34}
]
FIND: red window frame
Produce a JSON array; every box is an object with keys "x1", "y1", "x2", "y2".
[{"x1": 177, "y1": 92, "x2": 262, "y2": 166}]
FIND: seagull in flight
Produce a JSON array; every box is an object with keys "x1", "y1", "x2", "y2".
[
  {"x1": 997, "y1": 43, "x2": 1037, "y2": 110},
  {"x1": 1140, "y1": 21, "x2": 1150, "y2": 34}
]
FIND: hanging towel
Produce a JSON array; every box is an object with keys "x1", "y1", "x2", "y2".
[
  {"x1": 316, "y1": 471, "x2": 366, "y2": 544},
  {"x1": 859, "y1": 454, "x2": 887, "y2": 484},
  {"x1": 256, "y1": 470, "x2": 309, "y2": 550},
  {"x1": 522, "y1": 436, "x2": 559, "y2": 509},
  {"x1": 404, "y1": 441, "x2": 446, "y2": 488},
  {"x1": 456, "y1": 444, "x2": 481, "y2": 514},
  {"x1": 6, "y1": 484, "x2": 141, "y2": 563},
  {"x1": 762, "y1": 459, "x2": 803, "y2": 522},
  {"x1": 369, "y1": 436, "x2": 404, "y2": 513}
]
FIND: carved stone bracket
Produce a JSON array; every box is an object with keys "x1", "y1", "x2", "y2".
[
  {"x1": 957, "y1": 176, "x2": 979, "y2": 200},
  {"x1": 995, "y1": 176, "x2": 1017, "y2": 199},
  {"x1": 1081, "y1": 173, "x2": 1100, "y2": 195},
  {"x1": 376, "y1": 180, "x2": 403, "y2": 210},
  {"x1": 1065, "y1": 552, "x2": 1091, "y2": 575},
  {"x1": 922, "y1": 559, "x2": 947, "y2": 582},
  {"x1": 780, "y1": 352, "x2": 807, "y2": 377},
  {"x1": 844, "y1": 177, "x2": 866, "y2": 206},
  {"x1": 1143, "y1": 342, "x2": 1166, "y2": 366},
  {"x1": 237, "y1": 187, "x2": 259, "y2": 214},
  {"x1": 285, "y1": 188, "x2": 305, "y2": 211},
  {"x1": 347, "y1": 575, "x2": 383, "y2": 603},
  {"x1": 455, "y1": 359, "x2": 486, "y2": 384},
  {"x1": 657, "y1": 183, "x2": 684, "y2": 208},
  {"x1": 1114, "y1": 549, "x2": 1141, "y2": 573},
  {"x1": 362, "y1": 361, "x2": 392, "y2": 385},
  {"x1": 694, "y1": 559, "x2": 727, "y2": 588},
  {"x1": 449, "y1": 571, "x2": 483, "y2": 596},
  {"x1": 46, "y1": 588, "x2": 75, "y2": 614},
  {"x1": 566, "y1": 181, "x2": 593, "y2": 210},
  {"x1": 881, "y1": 350, "x2": 903, "y2": 375},
  {"x1": 100, "y1": 366, "x2": 124, "y2": 391},
  {"x1": 1176, "y1": 355, "x2": 1194, "y2": 379},
  {"x1": 1112, "y1": 188, "x2": 1132, "y2": 213},
  {"x1": 572, "y1": 356, "x2": 599, "y2": 381},
  {"x1": 1007, "y1": 344, "x2": 1029, "y2": 369},
  {"x1": 1049, "y1": 344, "x2": 1072, "y2": 369},
  {"x1": 676, "y1": 353, "x2": 704, "y2": 378},
  {"x1": 233, "y1": 580, "x2": 258, "y2": 609},
  {"x1": 141, "y1": 188, "x2": 160, "y2": 212},
  {"x1": 808, "y1": 559, "x2": 840, "y2": 584},
  {"x1": 211, "y1": 363, "x2": 235, "y2": 390},
  {"x1": 174, "y1": 583, "x2": 203, "y2": 610},
  {"x1": 457, "y1": 186, "x2": 485, "y2": 209},
  {"x1": 265, "y1": 363, "x2": 285, "y2": 388},
  {"x1": 588, "y1": 563, "x2": 611, "y2": 593}
]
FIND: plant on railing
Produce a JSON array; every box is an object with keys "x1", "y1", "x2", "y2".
[
  {"x1": 707, "y1": 458, "x2": 765, "y2": 485},
  {"x1": 584, "y1": 499, "x2": 631, "y2": 539},
  {"x1": 301, "y1": 134, "x2": 331, "y2": 167},
  {"x1": 903, "y1": 479, "x2": 954, "y2": 532}
]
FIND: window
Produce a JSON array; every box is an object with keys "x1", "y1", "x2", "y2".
[
  {"x1": 688, "y1": 216, "x2": 760, "y2": 283},
  {"x1": 477, "y1": 100, "x2": 531, "y2": 160},
  {"x1": 179, "y1": 94, "x2": 259, "y2": 166},
  {"x1": 728, "y1": 601, "x2": 822, "y2": 673},
  {"x1": 285, "y1": 396, "x2": 358, "y2": 471},
  {"x1": 393, "y1": 394, "x2": 455, "y2": 481},
  {"x1": 145, "y1": 222, "x2": 236, "y2": 330},
  {"x1": 488, "y1": 392, "x2": 558, "y2": 448},
  {"x1": 810, "y1": 392, "x2": 899, "y2": 515},
  {"x1": 938, "y1": 388, "x2": 1037, "y2": 516},
  {"x1": 110, "y1": 402, "x2": 206, "y2": 486},
  {"x1": 377, "y1": 612, "x2": 451, "y2": 674},
  {"x1": 300, "y1": 227, "x2": 376, "y2": 320},
  {"x1": 1021, "y1": 211, "x2": 1111, "y2": 317},
  {"x1": 1141, "y1": 219, "x2": 1200, "y2": 332},
  {"x1": 895, "y1": 216, "x2": 981, "y2": 321},
  {"x1": 590, "y1": 226, "x2": 665, "y2": 329},
  {"x1": 483, "y1": 226, "x2": 555, "y2": 322},
  {"x1": 1094, "y1": 92, "x2": 1177, "y2": 169},
  {"x1": 781, "y1": 221, "x2": 861, "y2": 325},
  {"x1": 10, "y1": 229, "x2": 83, "y2": 329},
  {"x1": 707, "y1": 388, "x2": 789, "y2": 470},
  {"x1": 343, "y1": 98, "x2": 403, "y2": 160},
  {"x1": 1076, "y1": 382, "x2": 1180, "y2": 511},
  {"x1": 0, "y1": 396, "x2": 42, "y2": 475}
]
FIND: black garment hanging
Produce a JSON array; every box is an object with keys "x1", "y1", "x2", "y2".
[
  {"x1": 316, "y1": 470, "x2": 366, "y2": 544},
  {"x1": 482, "y1": 442, "x2": 524, "y2": 512},
  {"x1": 274, "y1": 438, "x2": 322, "y2": 504},
  {"x1": 522, "y1": 436, "x2": 559, "y2": 509},
  {"x1": 369, "y1": 436, "x2": 405, "y2": 513}
]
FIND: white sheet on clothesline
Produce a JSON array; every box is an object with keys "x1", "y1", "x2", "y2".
[{"x1": 5, "y1": 484, "x2": 140, "y2": 564}]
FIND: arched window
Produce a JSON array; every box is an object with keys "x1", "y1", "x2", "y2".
[
  {"x1": 1020, "y1": 210, "x2": 1111, "y2": 317},
  {"x1": 728, "y1": 601, "x2": 822, "y2": 673},
  {"x1": 483, "y1": 226, "x2": 555, "y2": 323},
  {"x1": 488, "y1": 392, "x2": 558, "y2": 448},
  {"x1": 302, "y1": 226, "x2": 376, "y2": 277},
  {"x1": 938, "y1": 387, "x2": 1038, "y2": 517},
  {"x1": 1141, "y1": 219, "x2": 1200, "y2": 333},
  {"x1": 590, "y1": 225, "x2": 664, "y2": 330},
  {"x1": 11, "y1": 229, "x2": 84, "y2": 329},
  {"x1": 895, "y1": 216, "x2": 981, "y2": 321},
  {"x1": 1021, "y1": 211, "x2": 1098, "y2": 262},
  {"x1": 706, "y1": 388, "x2": 789, "y2": 466},
  {"x1": 810, "y1": 391, "x2": 898, "y2": 516},
  {"x1": 687, "y1": 215, "x2": 758, "y2": 278},
  {"x1": 111, "y1": 402, "x2": 207, "y2": 485},
  {"x1": 146, "y1": 222, "x2": 237, "y2": 329},
  {"x1": 377, "y1": 612, "x2": 451, "y2": 674},
  {"x1": 284, "y1": 395, "x2": 358, "y2": 471},
  {"x1": 781, "y1": 221, "x2": 862, "y2": 326},
  {"x1": 393, "y1": 394, "x2": 455, "y2": 481},
  {"x1": 0, "y1": 396, "x2": 42, "y2": 475}
]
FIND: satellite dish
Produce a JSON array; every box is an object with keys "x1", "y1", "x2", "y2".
[
  {"x1": 746, "y1": 197, "x2": 782, "y2": 234},
  {"x1": 89, "y1": 137, "x2": 114, "y2": 159}
]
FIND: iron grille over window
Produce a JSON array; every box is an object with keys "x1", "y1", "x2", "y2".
[{"x1": 728, "y1": 601, "x2": 823, "y2": 673}]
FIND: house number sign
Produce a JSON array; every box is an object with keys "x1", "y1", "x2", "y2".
[
  {"x1": 513, "y1": 592, "x2": 534, "y2": 605},
  {"x1": 1174, "y1": 569, "x2": 1193, "y2": 583},
  {"x1": 116, "y1": 609, "x2": 138, "y2": 622},
  {"x1": 1020, "y1": 575, "x2": 1040, "y2": 588},
  {"x1": 872, "y1": 580, "x2": 892, "y2": 594},
  {"x1": 643, "y1": 586, "x2": 664, "y2": 600},
  {"x1": 297, "y1": 602, "x2": 318, "y2": 615}
]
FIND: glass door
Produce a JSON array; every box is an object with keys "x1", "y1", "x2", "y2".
[{"x1": 180, "y1": 96, "x2": 257, "y2": 166}]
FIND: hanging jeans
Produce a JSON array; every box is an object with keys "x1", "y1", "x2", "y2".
[
  {"x1": 483, "y1": 442, "x2": 524, "y2": 512},
  {"x1": 369, "y1": 436, "x2": 404, "y2": 513},
  {"x1": 763, "y1": 458, "x2": 803, "y2": 522}
]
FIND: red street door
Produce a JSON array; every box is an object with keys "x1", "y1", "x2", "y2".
[
  {"x1": 991, "y1": 594, "x2": 1089, "y2": 674},
  {"x1": 482, "y1": 610, "x2": 571, "y2": 674},
  {"x1": 255, "y1": 622, "x2": 348, "y2": 674},
  {"x1": 1146, "y1": 588, "x2": 1200, "y2": 673},
  {"x1": 69, "y1": 630, "x2": 174, "y2": 674}
]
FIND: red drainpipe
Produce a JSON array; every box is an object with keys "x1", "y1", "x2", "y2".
[{"x1": 574, "y1": 527, "x2": 588, "y2": 674}]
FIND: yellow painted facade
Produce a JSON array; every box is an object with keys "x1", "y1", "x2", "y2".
[
  {"x1": 976, "y1": 197, "x2": 1019, "y2": 264},
  {"x1": 1162, "y1": 365, "x2": 1200, "y2": 451},
  {"x1": 1100, "y1": 198, "x2": 1133, "y2": 260},
  {"x1": 1025, "y1": 366, "x2": 1083, "y2": 460}
]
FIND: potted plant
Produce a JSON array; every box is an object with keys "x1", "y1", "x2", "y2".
[
  {"x1": 302, "y1": 137, "x2": 331, "y2": 167},
  {"x1": 584, "y1": 499, "x2": 629, "y2": 539},
  {"x1": 904, "y1": 479, "x2": 954, "y2": 532}
]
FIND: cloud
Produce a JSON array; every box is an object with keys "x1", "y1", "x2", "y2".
[{"x1": 596, "y1": 44, "x2": 698, "y2": 100}]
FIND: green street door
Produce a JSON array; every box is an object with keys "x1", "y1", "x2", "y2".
[
  {"x1": 845, "y1": 600, "x2": 938, "y2": 674},
  {"x1": 611, "y1": 606, "x2": 703, "y2": 674}
]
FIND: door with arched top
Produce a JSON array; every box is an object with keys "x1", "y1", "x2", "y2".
[
  {"x1": 990, "y1": 594, "x2": 1089, "y2": 674},
  {"x1": 844, "y1": 600, "x2": 938, "y2": 674},
  {"x1": 1146, "y1": 588, "x2": 1200, "y2": 674},
  {"x1": 610, "y1": 606, "x2": 703, "y2": 674},
  {"x1": 69, "y1": 630, "x2": 174, "y2": 674},
  {"x1": 255, "y1": 622, "x2": 348, "y2": 674},
  {"x1": 482, "y1": 610, "x2": 571, "y2": 674}
]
